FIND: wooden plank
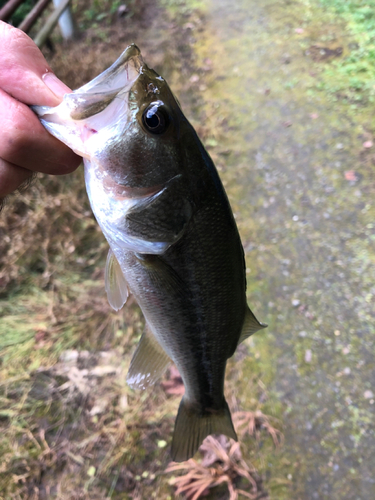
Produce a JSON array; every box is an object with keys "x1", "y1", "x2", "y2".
[
  {"x1": 18, "y1": 0, "x2": 51, "y2": 34},
  {"x1": 33, "y1": 0, "x2": 70, "y2": 48},
  {"x1": 0, "y1": 0, "x2": 25, "y2": 21}
]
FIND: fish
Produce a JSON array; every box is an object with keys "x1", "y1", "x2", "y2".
[{"x1": 33, "y1": 44, "x2": 267, "y2": 462}]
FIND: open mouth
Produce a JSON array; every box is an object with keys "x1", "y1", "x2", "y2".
[{"x1": 32, "y1": 44, "x2": 144, "y2": 158}]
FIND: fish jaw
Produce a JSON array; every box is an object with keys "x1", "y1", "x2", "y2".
[{"x1": 32, "y1": 44, "x2": 143, "y2": 159}]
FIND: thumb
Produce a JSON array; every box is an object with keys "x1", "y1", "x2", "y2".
[{"x1": 0, "y1": 21, "x2": 71, "y2": 106}]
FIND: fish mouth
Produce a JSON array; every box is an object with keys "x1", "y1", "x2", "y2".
[
  {"x1": 66, "y1": 44, "x2": 144, "y2": 121},
  {"x1": 32, "y1": 44, "x2": 144, "y2": 158}
]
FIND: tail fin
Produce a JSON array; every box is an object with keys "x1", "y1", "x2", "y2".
[{"x1": 171, "y1": 397, "x2": 237, "y2": 462}]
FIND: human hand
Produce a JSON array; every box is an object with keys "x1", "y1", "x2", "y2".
[{"x1": 0, "y1": 21, "x2": 81, "y2": 201}]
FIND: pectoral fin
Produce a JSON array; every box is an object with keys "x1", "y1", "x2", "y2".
[
  {"x1": 238, "y1": 306, "x2": 267, "y2": 345},
  {"x1": 105, "y1": 249, "x2": 129, "y2": 311},
  {"x1": 124, "y1": 176, "x2": 192, "y2": 251},
  {"x1": 127, "y1": 325, "x2": 171, "y2": 390}
]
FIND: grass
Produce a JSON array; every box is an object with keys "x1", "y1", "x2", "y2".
[{"x1": 316, "y1": 0, "x2": 375, "y2": 102}]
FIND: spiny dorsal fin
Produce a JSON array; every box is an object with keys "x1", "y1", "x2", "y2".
[
  {"x1": 127, "y1": 325, "x2": 171, "y2": 390},
  {"x1": 238, "y1": 306, "x2": 267, "y2": 345},
  {"x1": 105, "y1": 248, "x2": 129, "y2": 311}
]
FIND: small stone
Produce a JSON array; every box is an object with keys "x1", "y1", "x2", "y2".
[
  {"x1": 119, "y1": 395, "x2": 128, "y2": 409},
  {"x1": 334, "y1": 330, "x2": 340, "y2": 336},
  {"x1": 90, "y1": 405, "x2": 104, "y2": 416},
  {"x1": 343, "y1": 367, "x2": 351, "y2": 375},
  {"x1": 87, "y1": 466, "x2": 96, "y2": 477},
  {"x1": 90, "y1": 365, "x2": 117, "y2": 377},
  {"x1": 292, "y1": 299, "x2": 301, "y2": 307},
  {"x1": 117, "y1": 4, "x2": 128, "y2": 17},
  {"x1": 60, "y1": 350, "x2": 79, "y2": 363}
]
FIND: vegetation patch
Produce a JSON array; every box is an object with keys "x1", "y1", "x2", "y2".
[{"x1": 316, "y1": 0, "x2": 375, "y2": 103}]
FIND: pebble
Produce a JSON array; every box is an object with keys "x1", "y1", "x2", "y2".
[{"x1": 60, "y1": 350, "x2": 79, "y2": 363}]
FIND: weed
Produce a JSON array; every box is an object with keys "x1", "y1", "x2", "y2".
[{"x1": 316, "y1": 0, "x2": 375, "y2": 102}]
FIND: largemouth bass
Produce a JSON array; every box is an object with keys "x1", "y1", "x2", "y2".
[{"x1": 33, "y1": 45, "x2": 266, "y2": 462}]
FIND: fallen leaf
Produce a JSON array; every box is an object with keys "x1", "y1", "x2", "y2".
[
  {"x1": 35, "y1": 330, "x2": 47, "y2": 343},
  {"x1": 344, "y1": 170, "x2": 358, "y2": 182}
]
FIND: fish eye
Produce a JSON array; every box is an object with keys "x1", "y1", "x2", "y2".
[{"x1": 142, "y1": 102, "x2": 170, "y2": 135}]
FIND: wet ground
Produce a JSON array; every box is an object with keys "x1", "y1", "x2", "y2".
[{"x1": 187, "y1": 0, "x2": 375, "y2": 498}]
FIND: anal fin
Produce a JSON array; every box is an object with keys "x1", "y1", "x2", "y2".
[
  {"x1": 238, "y1": 306, "x2": 267, "y2": 345},
  {"x1": 127, "y1": 325, "x2": 171, "y2": 390}
]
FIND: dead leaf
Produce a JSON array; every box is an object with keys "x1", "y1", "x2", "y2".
[{"x1": 344, "y1": 170, "x2": 358, "y2": 182}]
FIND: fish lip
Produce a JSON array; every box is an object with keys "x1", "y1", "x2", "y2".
[
  {"x1": 31, "y1": 44, "x2": 145, "y2": 158},
  {"x1": 33, "y1": 44, "x2": 144, "y2": 122},
  {"x1": 76, "y1": 43, "x2": 143, "y2": 95},
  {"x1": 62, "y1": 43, "x2": 144, "y2": 120}
]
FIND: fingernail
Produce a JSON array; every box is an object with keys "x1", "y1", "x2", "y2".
[{"x1": 43, "y1": 72, "x2": 71, "y2": 97}]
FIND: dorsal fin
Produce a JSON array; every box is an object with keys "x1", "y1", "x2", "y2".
[
  {"x1": 238, "y1": 306, "x2": 267, "y2": 345},
  {"x1": 105, "y1": 248, "x2": 129, "y2": 311}
]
